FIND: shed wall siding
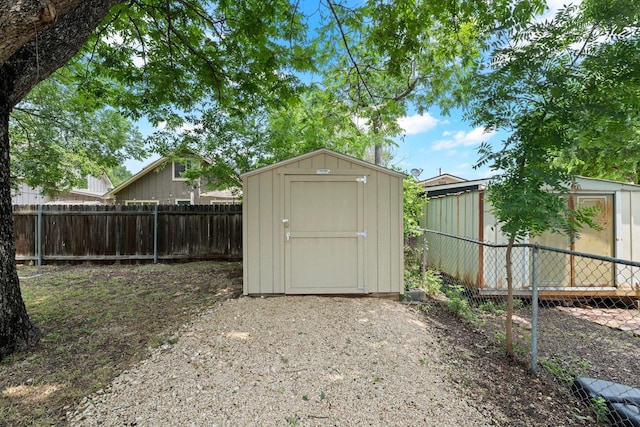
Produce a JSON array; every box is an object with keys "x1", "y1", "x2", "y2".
[
  {"x1": 425, "y1": 180, "x2": 640, "y2": 294},
  {"x1": 243, "y1": 151, "x2": 403, "y2": 295}
]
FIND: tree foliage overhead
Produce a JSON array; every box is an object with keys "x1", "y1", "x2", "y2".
[
  {"x1": 469, "y1": 0, "x2": 640, "y2": 185},
  {"x1": 10, "y1": 68, "x2": 144, "y2": 195},
  {"x1": 77, "y1": 0, "x2": 314, "y2": 124},
  {"x1": 310, "y1": 0, "x2": 546, "y2": 163}
]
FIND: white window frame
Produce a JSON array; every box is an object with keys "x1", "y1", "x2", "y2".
[
  {"x1": 172, "y1": 160, "x2": 193, "y2": 181},
  {"x1": 124, "y1": 200, "x2": 159, "y2": 206}
]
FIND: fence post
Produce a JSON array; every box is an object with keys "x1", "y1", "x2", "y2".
[
  {"x1": 37, "y1": 204, "x2": 42, "y2": 266},
  {"x1": 531, "y1": 245, "x2": 539, "y2": 374},
  {"x1": 421, "y1": 231, "x2": 427, "y2": 277},
  {"x1": 153, "y1": 204, "x2": 159, "y2": 264}
]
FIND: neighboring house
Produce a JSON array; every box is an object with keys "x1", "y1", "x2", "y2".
[
  {"x1": 422, "y1": 176, "x2": 640, "y2": 299},
  {"x1": 105, "y1": 156, "x2": 237, "y2": 205},
  {"x1": 419, "y1": 173, "x2": 467, "y2": 188},
  {"x1": 12, "y1": 173, "x2": 113, "y2": 205},
  {"x1": 200, "y1": 190, "x2": 240, "y2": 204}
]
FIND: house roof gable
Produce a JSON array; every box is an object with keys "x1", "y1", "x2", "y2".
[
  {"x1": 419, "y1": 173, "x2": 467, "y2": 187},
  {"x1": 104, "y1": 157, "x2": 170, "y2": 198}
]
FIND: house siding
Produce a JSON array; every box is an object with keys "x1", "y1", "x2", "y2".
[{"x1": 112, "y1": 163, "x2": 201, "y2": 205}]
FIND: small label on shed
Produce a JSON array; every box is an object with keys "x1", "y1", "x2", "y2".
[{"x1": 316, "y1": 169, "x2": 331, "y2": 174}]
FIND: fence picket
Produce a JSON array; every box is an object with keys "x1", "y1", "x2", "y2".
[{"x1": 12, "y1": 204, "x2": 242, "y2": 263}]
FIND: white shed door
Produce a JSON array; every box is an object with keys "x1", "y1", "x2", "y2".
[{"x1": 284, "y1": 175, "x2": 365, "y2": 294}]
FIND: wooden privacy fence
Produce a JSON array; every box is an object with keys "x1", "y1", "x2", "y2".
[{"x1": 13, "y1": 204, "x2": 242, "y2": 264}]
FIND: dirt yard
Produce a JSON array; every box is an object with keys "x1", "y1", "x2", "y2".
[{"x1": 3, "y1": 262, "x2": 635, "y2": 425}]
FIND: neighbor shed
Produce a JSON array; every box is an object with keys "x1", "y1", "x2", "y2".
[
  {"x1": 423, "y1": 176, "x2": 640, "y2": 299},
  {"x1": 242, "y1": 148, "x2": 405, "y2": 296}
]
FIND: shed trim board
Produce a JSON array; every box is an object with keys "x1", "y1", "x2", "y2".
[{"x1": 242, "y1": 149, "x2": 404, "y2": 296}]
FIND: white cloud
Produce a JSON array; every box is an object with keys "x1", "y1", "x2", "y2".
[
  {"x1": 397, "y1": 113, "x2": 439, "y2": 135},
  {"x1": 432, "y1": 127, "x2": 496, "y2": 151},
  {"x1": 156, "y1": 120, "x2": 201, "y2": 133}
]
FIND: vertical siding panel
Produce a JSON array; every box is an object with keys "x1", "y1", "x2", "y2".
[
  {"x1": 311, "y1": 153, "x2": 325, "y2": 169},
  {"x1": 337, "y1": 158, "x2": 352, "y2": 169},
  {"x1": 259, "y1": 171, "x2": 274, "y2": 293},
  {"x1": 245, "y1": 175, "x2": 261, "y2": 294},
  {"x1": 631, "y1": 192, "x2": 640, "y2": 261},
  {"x1": 366, "y1": 170, "x2": 379, "y2": 292},
  {"x1": 377, "y1": 173, "x2": 391, "y2": 292},
  {"x1": 324, "y1": 154, "x2": 338, "y2": 170},
  {"x1": 272, "y1": 170, "x2": 283, "y2": 293},
  {"x1": 298, "y1": 158, "x2": 312, "y2": 169},
  {"x1": 393, "y1": 176, "x2": 404, "y2": 293}
]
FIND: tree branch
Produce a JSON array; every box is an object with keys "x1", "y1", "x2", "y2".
[{"x1": 326, "y1": 0, "x2": 376, "y2": 106}]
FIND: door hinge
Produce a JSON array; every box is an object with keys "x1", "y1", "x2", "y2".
[
  {"x1": 357, "y1": 284, "x2": 367, "y2": 292},
  {"x1": 357, "y1": 231, "x2": 367, "y2": 238},
  {"x1": 356, "y1": 176, "x2": 367, "y2": 183}
]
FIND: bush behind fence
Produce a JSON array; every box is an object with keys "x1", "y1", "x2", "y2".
[
  {"x1": 13, "y1": 204, "x2": 242, "y2": 264},
  {"x1": 421, "y1": 229, "x2": 640, "y2": 426}
]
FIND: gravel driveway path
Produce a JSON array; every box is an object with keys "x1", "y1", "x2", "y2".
[{"x1": 71, "y1": 296, "x2": 496, "y2": 426}]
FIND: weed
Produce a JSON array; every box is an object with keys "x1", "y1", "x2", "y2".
[
  {"x1": 320, "y1": 391, "x2": 326, "y2": 400},
  {"x1": 420, "y1": 269, "x2": 443, "y2": 296},
  {"x1": 477, "y1": 300, "x2": 504, "y2": 315},
  {"x1": 589, "y1": 396, "x2": 609, "y2": 422},
  {"x1": 287, "y1": 416, "x2": 298, "y2": 425},
  {"x1": 419, "y1": 357, "x2": 429, "y2": 366},
  {"x1": 302, "y1": 395, "x2": 309, "y2": 401},
  {"x1": 448, "y1": 297, "x2": 473, "y2": 320},
  {"x1": 373, "y1": 375, "x2": 381, "y2": 383},
  {"x1": 540, "y1": 356, "x2": 592, "y2": 384}
]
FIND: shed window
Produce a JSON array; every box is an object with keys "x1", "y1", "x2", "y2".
[{"x1": 176, "y1": 199, "x2": 191, "y2": 205}]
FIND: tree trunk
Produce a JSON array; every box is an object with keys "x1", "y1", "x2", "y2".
[
  {"x1": 504, "y1": 234, "x2": 515, "y2": 358},
  {"x1": 374, "y1": 143, "x2": 382, "y2": 166},
  {"x1": 0, "y1": 0, "x2": 121, "y2": 360},
  {"x1": 0, "y1": 104, "x2": 39, "y2": 360}
]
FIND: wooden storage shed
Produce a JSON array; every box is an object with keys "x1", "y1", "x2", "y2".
[
  {"x1": 242, "y1": 148, "x2": 405, "y2": 296},
  {"x1": 423, "y1": 176, "x2": 640, "y2": 299}
]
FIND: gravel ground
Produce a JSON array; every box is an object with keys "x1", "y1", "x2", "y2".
[{"x1": 70, "y1": 296, "x2": 499, "y2": 426}]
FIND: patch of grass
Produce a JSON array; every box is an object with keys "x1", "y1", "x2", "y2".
[{"x1": 1, "y1": 262, "x2": 242, "y2": 427}]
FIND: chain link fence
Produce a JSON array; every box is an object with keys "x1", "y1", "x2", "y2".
[{"x1": 420, "y1": 228, "x2": 640, "y2": 426}]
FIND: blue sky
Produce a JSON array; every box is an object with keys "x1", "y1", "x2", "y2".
[
  {"x1": 125, "y1": 110, "x2": 500, "y2": 180},
  {"x1": 391, "y1": 110, "x2": 499, "y2": 181}
]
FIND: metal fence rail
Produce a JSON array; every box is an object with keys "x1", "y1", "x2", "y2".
[{"x1": 421, "y1": 229, "x2": 640, "y2": 425}]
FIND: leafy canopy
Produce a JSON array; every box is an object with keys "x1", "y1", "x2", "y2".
[
  {"x1": 10, "y1": 68, "x2": 143, "y2": 195},
  {"x1": 468, "y1": 0, "x2": 639, "y2": 240}
]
